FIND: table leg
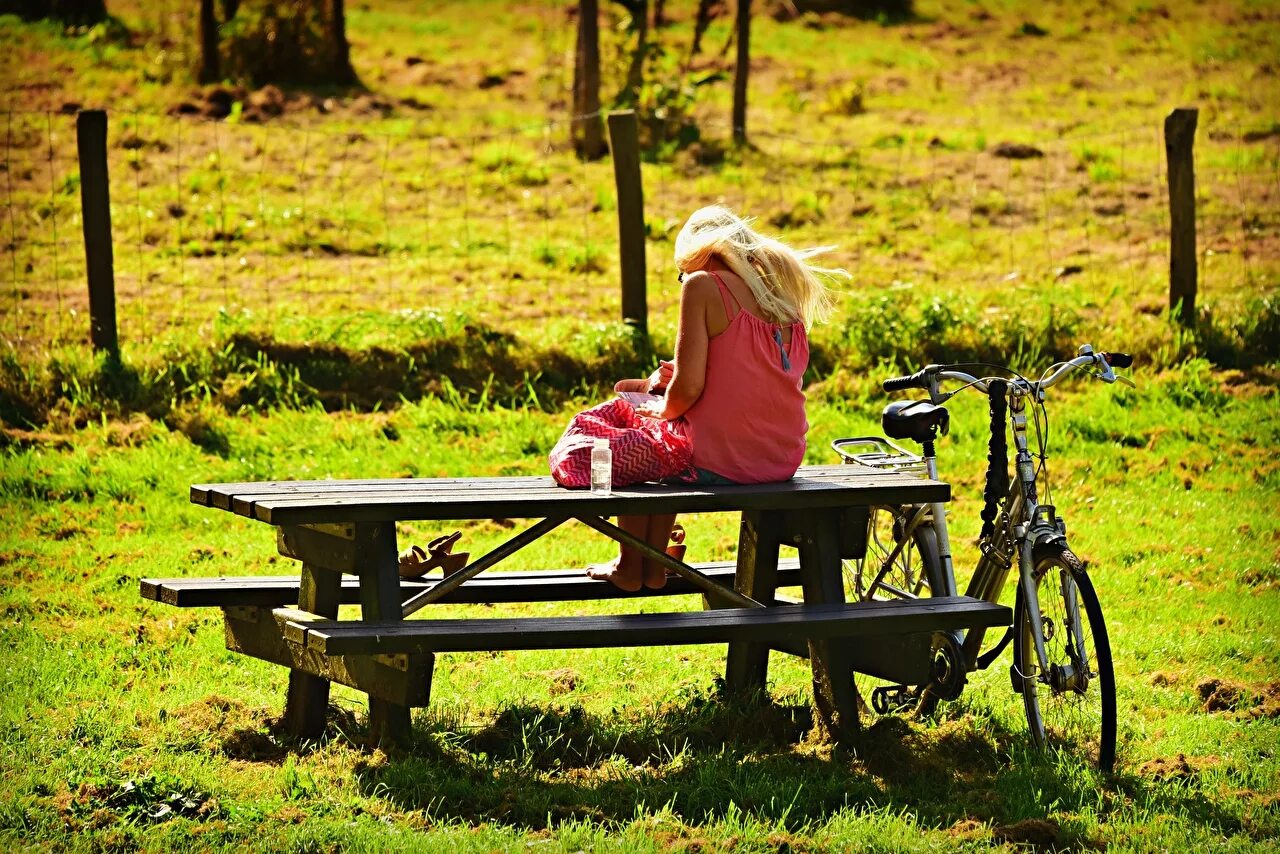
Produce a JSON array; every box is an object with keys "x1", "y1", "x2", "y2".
[
  {"x1": 283, "y1": 562, "x2": 341, "y2": 739},
  {"x1": 358, "y1": 521, "x2": 420, "y2": 749},
  {"x1": 790, "y1": 507, "x2": 861, "y2": 743},
  {"x1": 723, "y1": 510, "x2": 782, "y2": 698}
]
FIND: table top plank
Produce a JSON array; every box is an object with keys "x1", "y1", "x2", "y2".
[
  {"x1": 191, "y1": 466, "x2": 885, "y2": 508},
  {"x1": 192, "y1": 464, "x2": 946, "y2": 525}
]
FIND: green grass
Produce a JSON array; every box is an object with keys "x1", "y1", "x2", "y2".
[{"x1": 1, "y1": 364, "x2": 1279, "y2": 850}]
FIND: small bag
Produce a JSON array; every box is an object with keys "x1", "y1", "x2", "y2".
[{"x1": 549, "y1": 398, "x2": 694, "y2": 488}]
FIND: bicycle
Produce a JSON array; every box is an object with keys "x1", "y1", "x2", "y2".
[{"x1": 832, "y1": 344, "x2": 1133, "y2": 772}]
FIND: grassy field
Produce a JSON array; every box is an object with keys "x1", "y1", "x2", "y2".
[
  {"x1": 1, "y1": 0, "x2": 1279, "y2": 850},
  {"x1": 1, "y1": 0, "x2": 1277, "y2": 359}
]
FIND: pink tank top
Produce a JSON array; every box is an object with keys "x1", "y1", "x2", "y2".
[{"x1": 677, "y1": 271, "x2": 810, "y2": 484}]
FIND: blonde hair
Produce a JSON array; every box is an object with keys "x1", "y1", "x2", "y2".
[{"x1": 673, "y1": 205, "x2": 846, "y2": 329}]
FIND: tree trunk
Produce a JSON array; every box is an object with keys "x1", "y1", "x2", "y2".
[
  {"x1": 732, "y1": 0, "x2": 750, "y2": 144},
  {"x1": 689, "y1": 0, "x2": 716, "y2": 63},
  {"x1": 653, "y1": 0, "x2": 666, "y2": 27},
  {"x1": 620, "y1": 0, "x2": 649, "y2": 105},
  {"x1": 328, "y1": 0, "x2": 355, "y2": 83},
  {"x1": 573, "y1": 0, "x2": 606, "y2": 159},
  {"x1": 198, "y1": 0, "x2": 220, "y2": 84}
]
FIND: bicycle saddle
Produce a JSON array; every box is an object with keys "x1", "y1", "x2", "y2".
[{"x1": 882, "y1": 400, "x2": 950, "y2": 443}]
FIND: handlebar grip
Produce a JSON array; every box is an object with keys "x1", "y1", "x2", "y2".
[
  {"x1": 882, "y1": 369, "x2": 928, "y2": 392},
  {"x1": 1102, "y1": 352, "x2": 1133, "y2": 368}
]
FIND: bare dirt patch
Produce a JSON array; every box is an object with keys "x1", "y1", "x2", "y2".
[
  {"x1": 1196, "y1": 679, "x2": 1280, "y2": 718},
  {"x1": 1138, "y1": 753, "x2": 1221, "y2": 782},
  {"x1": 168, "y1": 84, "x2": 325, "y2": 122},
  {"x1": 854, "y1": 715, "x2": 1002, "y2": 789},
  {"x1": 991, "y1": 818, "x2": 1059, "y2": 848},
  {"x1": 544, "y1": 667, "x2": 579, "y2": 695},
  {"x1": 169, "y1": 694, "x2": 285, "y2": 761},
  {"x1": 947, "y1": 818, "x2": 987, "y2": 839},
  {"x1": 1198, "y1": 678, "x2": 1252, "y2": 712},
  {"x1": 0, "y1": 428, "x2": 73, "y2": 450}
]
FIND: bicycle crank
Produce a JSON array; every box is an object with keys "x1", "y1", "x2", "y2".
[{"x1": 928, "y1": 631, "x2": 967, "y2": 701}]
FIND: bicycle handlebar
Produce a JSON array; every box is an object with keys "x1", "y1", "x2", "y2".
[
  {"x1": 881, "y1": 367, "x2": 934, "y2": 392},
  {"x1": 880, "y1": 347, "x2": 1136, "y2": 397}
]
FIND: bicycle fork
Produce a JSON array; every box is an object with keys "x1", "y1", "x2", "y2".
[{"x1": 1009, "y1": 395, "x2": 1061, "y2": 689}]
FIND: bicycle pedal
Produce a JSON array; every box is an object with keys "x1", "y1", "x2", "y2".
[{"x1": 871, "y1": 685, "x2": 915, "y2": 715}]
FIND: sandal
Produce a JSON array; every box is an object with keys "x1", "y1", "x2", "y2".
[
  {"x1": 398, "y1": 531, "x2": 470, "y2": 579},
  {"x1": 665, "y1": 524, "x2": 686, "y2": 565}
]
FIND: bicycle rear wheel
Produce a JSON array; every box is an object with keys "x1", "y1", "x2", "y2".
[
  {"x1": 1013, "y1": 545, "x2": 1116, "y2": 772},
  {"x1": 844, "y1": 505, "x2": 942, "y2": 717}
]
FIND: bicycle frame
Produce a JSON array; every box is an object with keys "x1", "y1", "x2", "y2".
[
  {"x1": 894, "y1": 370, "x2": 1081, "y2": 677},
  {"x1": 843, "y1": 345, "x2": 1127, "y2": 768}
]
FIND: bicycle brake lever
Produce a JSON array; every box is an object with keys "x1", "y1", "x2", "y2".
[{"x1": 1115, "y1": 374, "x2": 1137, "y2": 388}]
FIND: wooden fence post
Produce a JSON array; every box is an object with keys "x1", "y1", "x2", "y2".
[
  {"x1": 608, "y1": 110, "x2": 647, "y2": 332},
  {"x1": 76, "y1": 109, "x2": 118, "y2": 359},
  {"x1": 1164, "y1": 107, "x2": 1198, "y2": 326},
  {"x1": 732, "y1": 0, "x2": 751, "y2": 145}
]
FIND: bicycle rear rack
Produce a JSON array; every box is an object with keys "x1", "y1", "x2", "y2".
[{"x1": 832, "y1": 436, "x2": 927, "y2": 476}]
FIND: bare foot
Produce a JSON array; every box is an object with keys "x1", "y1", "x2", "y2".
[{"x1": 586, "y1": 559, "x2": 643, "y2": 592}]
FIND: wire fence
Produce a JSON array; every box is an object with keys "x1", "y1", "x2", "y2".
[{"x1": 1, "y1": 104, "x2": 1277, "y2": 353}]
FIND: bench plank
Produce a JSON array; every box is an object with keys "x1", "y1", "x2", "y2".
[
  {"x1": 140, "y1": 560, "x2": 805, "y2": 608},
  {"x1": 281, "y1": 598, "x2": 1012, "y2": 656}
]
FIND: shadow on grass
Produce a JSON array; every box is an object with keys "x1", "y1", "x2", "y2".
[{"x1": 311, "y1": 689, "x2": 1246, "y2": 843}]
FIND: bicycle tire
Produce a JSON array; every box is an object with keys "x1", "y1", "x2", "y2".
[
  {"x1": 1013, "y1": 545, "x2": 1116, "y2": 772},
  {"x1": 843, "y1": 506, "x2": 943, "y2": 718}
]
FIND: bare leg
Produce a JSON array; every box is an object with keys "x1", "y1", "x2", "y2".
[
  {"x1": 586, "y1": 515, "x2": 648, "y2": 592},
  {"x1": 614, "y1": 378, "x2": 648, "y2": 393},
  {"x1": 643, "y1": 513, "x2": 678, "y2": 590}
]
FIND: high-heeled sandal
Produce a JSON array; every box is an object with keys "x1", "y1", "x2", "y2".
[
  {"x1": 665, "y1": 524, "x2": 686, "y2": 565},
  {"x1": 398, "y1": 531, "x2": 470, "y2": 579}
]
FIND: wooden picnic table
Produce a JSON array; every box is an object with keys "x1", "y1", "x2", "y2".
[{"x1": 143, "y1": 465, "x2": 1010, "y2": 747}]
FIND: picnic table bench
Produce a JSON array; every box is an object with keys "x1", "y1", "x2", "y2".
[{"x1": 141, "y1": 465, "x2": 1010, "y2": 747}]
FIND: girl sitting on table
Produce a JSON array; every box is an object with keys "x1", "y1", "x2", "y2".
[{"x1": 550, "y1": 204, "x2": 846, "y2": 592}]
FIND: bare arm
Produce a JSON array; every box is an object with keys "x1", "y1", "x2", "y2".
[
  {"x1": 614, "y1": 359, "x2": 674, "y2": 394},
  {"x1": 655, "y1": 273, "x2": 713, "y2": 420}
]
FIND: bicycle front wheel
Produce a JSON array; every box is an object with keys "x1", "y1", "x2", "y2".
[{"x1": 1013, "y1": 545, "x2": 1116, "y2": 772}]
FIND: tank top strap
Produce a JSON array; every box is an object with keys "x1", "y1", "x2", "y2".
[{"x1": 706, "y1": 270, "x2": 740, "y2": 320}]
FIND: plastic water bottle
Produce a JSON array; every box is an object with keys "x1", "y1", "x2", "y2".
[{"x1": 590, "y1": 438, "x2": 612, "y2": 495}]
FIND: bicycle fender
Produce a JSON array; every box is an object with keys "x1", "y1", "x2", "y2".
[{"x1": 1030, "y1": 526, "x2": 1069, "y2": 564}]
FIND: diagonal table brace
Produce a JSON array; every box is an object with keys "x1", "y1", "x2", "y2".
[
  {"x1": 401, "y1": 515, "x2": 569, "y2": 618},
  {"x1": 575, "y1": 514, "x2": 764, "y2": 609}
]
